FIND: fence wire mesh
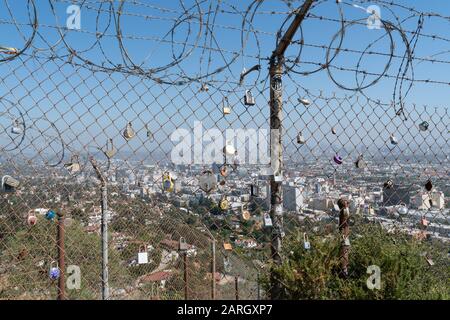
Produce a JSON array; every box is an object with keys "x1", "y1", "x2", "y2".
[{"x1": 0, "y1": 0, "x2": 449, "y2": 300}]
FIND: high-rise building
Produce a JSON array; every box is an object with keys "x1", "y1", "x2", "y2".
[{"x1": 283, "y1": 184, "x2": 304, "y2": 212}]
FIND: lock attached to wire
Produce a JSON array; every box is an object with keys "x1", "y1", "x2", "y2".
[
  {"x1": 419, "y1": 121, "x2": 429, "y2": 132},
  {"x1": 64, "y1": 154, "x2": 81, "y2": 174},
  {"x1": 219, "y1": 196, "x2": 229, "y2": 211},
  {"x1": 298, "y1": 98, "x2": 311, "y2": 106},
  {"x1": 11, "y1": 119, "x2": 23, "y2": 135},
  {"x1": 162, "y1": 172, "x2": 174, "y2": 192},
  {"x1": 333, "y1": 154, "x2": 343, "y2": 165},
  {"x1": 223, "y1": 97, "x2": 231, "y2": 115},
  {"x1": 179, "y1": 237, "x2": 189, "y2": 251},
  {"x1": 244, "y1": 90, "x2": 255, "y2": 106},
  {"x1": 49, "y1": 261, "x2": 60, "y2": 280},
  {"x1": 355, "y1": 155, "x2": 366, "y2": 169},
  {"x1": 303, "y1": 233, "x2": 311, "y2": 250},
  {"x1": 104, "y1": 138, "x2": 117, "y2": 159},
  {"x1": 263, "y1": 213, "x2": 273, "y2": 227},
  {"x1": 297, "y1": 131, "x2": 306, "y2": 145},
  {"x1": 145, "y1": 124, "x2": 154, "y2": 141},
  {"x1": 390, "y1": 134, "x2": 398, "y2": 145},
  {"x1": 123, "y1": 122, "x2": 135, "y2": 141},
  {"x1": 1, "y1": 175, "x2": 20, "y2": 192},
  {"x1": 0, "y1": 46, "x2": 18, "y2": 55}
]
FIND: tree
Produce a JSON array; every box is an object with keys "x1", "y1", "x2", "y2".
[{"x1": 262, "y1": 220, "x2": 449, "y2": 300}]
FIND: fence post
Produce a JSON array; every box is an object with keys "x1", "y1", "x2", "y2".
[
  {"x1": 211, "y1": 240, "x2": 216, "y2": 300},
  {"x1": 257, "y1": 273, "x2": 261, "y2": 300},
  {"x1": 269, "y1": 0, "x2": 314, "y2": 300},
  {"x1": 235, "y1": 275, "x2": 239, "y2": 300},
  {"x1": 90, "y1": 157, "x2": 109, "y2": 300},
  {"x1": 183, "y1": 251, "x2": 188, "y2": 300},
  {"x1": 338, "y1": 198, "x2": 350, "y2": 278},
  {"x1": 56, "y1": 211, "x2": 65, "y2": 300}
]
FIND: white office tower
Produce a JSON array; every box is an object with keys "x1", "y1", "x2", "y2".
[{"x1": 283, "y1": 184, "x2": 304, "y2": 213}]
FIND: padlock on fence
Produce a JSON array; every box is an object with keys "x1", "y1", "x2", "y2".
[
  {"x1": 179, "y1": 237, "x2": 188, "y2": 251},
  {"x1": 27, "y1": 211, "x2": 37, "y2": 226},
  {"x1": 298, "y1": 98, "x2": 311, "y2": 106},
  {"x1": 1, "y1": 175, "x2": 20, "y2": 192},
  {"x1": 421, "y1": 216, "x2": 429, "y2": 227},
  {"x1": 263, "y1": 213, "x2": 273, "y2": 227},
  {"x1": 397, "y1": 203, "x2": 408, "y2": 215},
  {"x1": 145, "y1": 124, "x2": 154, "y2": 140},
  {"x1": 384, "y1": 179, "x2": 394, "y2": 189},
  {"x1": 390, "y1": 134, "x2": 398, "y2": 145},
  {"x1": 303, "y1": 233, "x2": 311, "y2": 250},
  {"x1": 343, "y1": 236, "x2": 351, "y2": 247},
  {"x1": 244, "y1": 90, "x2": 255, "y2": 106},
  {"x1": 123, "y1": 122, "x2": 135, "y2": 141},
  {"x1": 331, "y1": 127, "x2": 337, "y2": 135},
  {"x1": 11, "y1": 119, "x2": 23, "y2": 135},
  {"x1": 355, "y1": 154, "x2": 367, "y2": 169},
  {"x1": 223, "y1": 97, "x2": 231, "y2": 115},
  {"x1": 138, "y1": 245, "x2": 149, "y2": 264},
  {"x1": 49, "y1": 261, "x2": 60, "y2": 280},
  {"x1": 45, "y1": 210, "x2": 56, "y2": 221},
  {"x1": 419, "y1": 121, "x2": 429, "y2": 132},
  {"x1": 104, "y1": 138, "x2": 117, "y2": 159},
  {"x1": 296, "y1": 132, "x2": 306, "y2": 145},
  {"x1": 220, "y1": 164, "x2": 229, "y2": 177},
  {"x1": 333, "y1": 154, "x2": 343, "y2": 165},
  {"x1": 200, "y1": 83, "x2": 209, "y2": 92},
  {"x1": 223, "y1": 141, "x2": 235, "y2": 156},
  {"x1": 241, "y1": 208, "x2": 250, "y2": 221},
  {"x1": 162, "y1": 172, "x2": 174, "y2": 192},
  {"x1": 219, "y1": 196, "x2": 229, "y2": 211},
  {"x1": 64, "y1": 154, "x2": 81, "y2": 174}
]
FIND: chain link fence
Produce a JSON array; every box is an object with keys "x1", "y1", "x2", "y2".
[{"x1": 0, "y1": 0, "x2": 449, "y2": 300}]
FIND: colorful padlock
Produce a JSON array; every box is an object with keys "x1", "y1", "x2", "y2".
[
  {"x1": 49, "y1": 261, "x2": 60, "y2": 280},
  {"x1": 333, "y1": 154, "x2": 343, "y2": 165},
  {"x1": 27, "y1": 212, "x2": 37, "y2": 226},
  {"x1": 162, "y1": 172, "x2": 174, "y2": 192},
  {"x1": 45, "y1": 210, "x2": 56, "y2": 221}
]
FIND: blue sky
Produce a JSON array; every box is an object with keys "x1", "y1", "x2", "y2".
[{"x1": 0, "y1": 0, "x2": 449, "y2": 159}]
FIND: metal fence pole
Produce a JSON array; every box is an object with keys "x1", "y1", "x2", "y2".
[
  {"x1": 257, "y1": 273, "x2": 261, "y2": 300},
  {"x1": 211, "y1": 240, "x2": 216, "y2": 300},
  {"x1": 184, "y1": 252, "x2": 188, "y2": 300},
  {"x1": 235, "y1": 275, "x2": 239, "y2": 300},
  {"x1": 269, "y1": 0, "x2": 314, "y2": 300},
  {"x1": 338, "y1": 198, "x2": 350, "y2": 278},
  {"x1": 101, "y1": 184, "x2": 109, "y2": 299},
  {"x1": 56, "y1": 212, "x2": 65, "y2": 300},
  {"x1": 90, "y1": 157, "x2": 109, "y2": 300}
]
